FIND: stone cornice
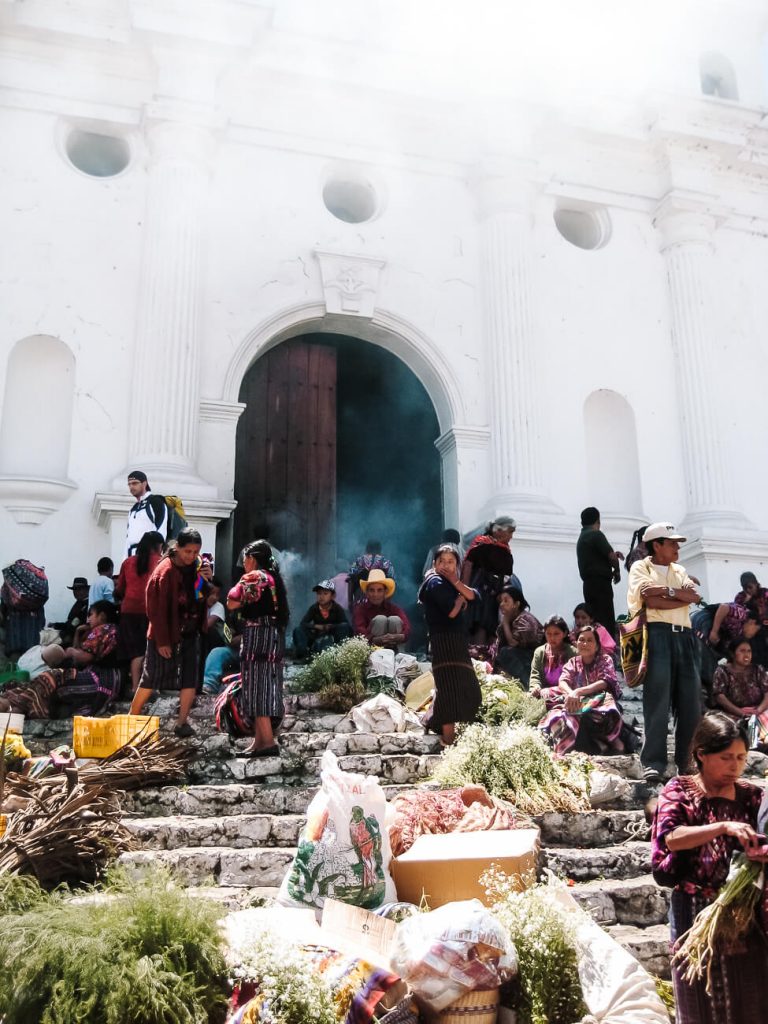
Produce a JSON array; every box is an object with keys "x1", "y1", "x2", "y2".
[
  {"x1": 0, "y1": 475, "x2": 77, "y2": 525},
  {"x1": 435, "y1": 426, "x2": 491, "y2": 456},
  {"x1": 92, "y1": 491, "x2": 237, "y2": 531},
  {"x1": 199, "y1": 399, "x2": 246, "y2": 425}
]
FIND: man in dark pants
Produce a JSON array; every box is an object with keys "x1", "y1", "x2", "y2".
[
  {"x1": 627, "y1": 522, "x2": 703, "y2": 787},
  {"x1": 576, "y1": 507, "x2": 624, "y2": 639}
]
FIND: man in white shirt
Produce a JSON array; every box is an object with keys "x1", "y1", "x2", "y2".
[
  {"x1": 627, "y1": 522, "x2": 703, "y2": 787},
  {"x1": 125, "y1": 470, "x2": 168, "y2": 556}
]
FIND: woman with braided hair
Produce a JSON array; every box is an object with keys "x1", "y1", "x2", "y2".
[{"x1": 226, "y1": 539, "x2": 289, "y2": 757}]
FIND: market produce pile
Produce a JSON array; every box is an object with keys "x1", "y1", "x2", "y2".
[
  {"x1": 432, "y1": 723, "x2": 591, "y2": 815},
  {"x1": 473, "y1": 662, "x2": 544, "y2": 728}
]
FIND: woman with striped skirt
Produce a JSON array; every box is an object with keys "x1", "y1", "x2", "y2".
[
  {"x1": 226, "y1": 540, "x2": 289, "y2": 757},
  {"x1": 419, "y1": 544, "x2": 481, "y2": 745}
]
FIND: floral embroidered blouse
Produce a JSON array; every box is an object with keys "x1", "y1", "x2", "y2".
[
  {"x1": 651, "y1": 775, "x2": 763, "y2": 898},
  {"x1": 712, "y1": 664, "x2": 768, "y2": 710}
]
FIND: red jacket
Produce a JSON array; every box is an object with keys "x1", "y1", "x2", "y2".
[{"x1": 145, "y1": 556, "x2": 208, "y2": 648}]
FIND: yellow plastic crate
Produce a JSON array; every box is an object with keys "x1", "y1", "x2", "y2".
[{"x1": 73, "y1": 714, "x2": 160, "y2": 758}]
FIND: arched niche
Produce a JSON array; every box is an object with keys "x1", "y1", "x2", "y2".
[
  {"x1": 583, "y1": 389, "x2": 643, "y2": 517},
  {"x1": 699, "y1": 52, "x2": 739, "y2": 101},
  {"x1": 0, "y1": 335, "x2": 77, "y2": 522}
]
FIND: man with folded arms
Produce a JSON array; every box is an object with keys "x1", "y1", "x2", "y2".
[{"x1": 627, "y1": 522, "x2": 703, "y2": 787}]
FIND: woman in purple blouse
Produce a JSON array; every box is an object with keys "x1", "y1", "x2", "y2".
[
  {"x1": 651, "y1": 713, "x2": 768, "y2": 1023},
  {"x1": 537, "y1": 624, "x2": 623, "y2": 756}
]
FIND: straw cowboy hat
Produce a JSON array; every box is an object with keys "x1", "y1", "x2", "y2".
[{"x1": 360, "y1": 568, "x2": 396, "y2": 598}]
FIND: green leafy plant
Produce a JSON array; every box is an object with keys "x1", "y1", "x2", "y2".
[
  {"x1": 432, "y1": 723, "x2": 590, "y2": 814},
  {"x1": 294, "y1": 637, "x2": 371, "y2": 694},
  {"x1": 484, "y1": 869, "x2": 587, "y2": 1024},
  {"x1": 474, "y1": 665, "x2": 545, "y2": 728},
  {"x1": 0, "y1": 868, "x2": 229, "y2": 1024}
]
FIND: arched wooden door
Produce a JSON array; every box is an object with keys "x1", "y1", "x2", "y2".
[{"x1": 234, "y1": 339, "x2": 337, "y2": 600}]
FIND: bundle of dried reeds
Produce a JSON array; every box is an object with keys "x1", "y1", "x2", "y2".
[
  {"x1": 0, "y1": 781, "x2": 136, "y2": 883},
  {"x1": 0, "y1": 734, "x2": 192, "y2": 883}
]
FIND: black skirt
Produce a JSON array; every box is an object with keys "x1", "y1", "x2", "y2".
[{"x1": 426, "y1": 631, "x2": 482, "y2": 731}]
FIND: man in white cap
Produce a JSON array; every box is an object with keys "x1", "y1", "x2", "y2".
[{"x1": 627, "y1": 522, "x2": 703, "y2": 787}]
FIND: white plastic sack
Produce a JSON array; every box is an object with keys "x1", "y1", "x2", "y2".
[
  {"x1": 394, "y1": 653, "x2": 420, "y2": 690},
  {"x1": 351, "y1": 693, "x2": 423, "y2": 734},
  {"x1": 367, "y1": 647, "x2": 396, "y2": 680},
  {"x1": 278, "y1": 750, "x2": 396, "y2": 910},
  {"x1": 588, "y1": 770, "x2": 631, "y2": 808},
  {"x1": 391, "y1": 899, "x2": 518, "y2": 1011},
  {"x1": 17, "y1": 645, "x2": 47, "y2": 679},
  {"x1": 552, "y1": 890, "x2": 669, "y2": 1024},
  {"x1": 39, "y1": 627, "x2": 62, "y2": 647}
]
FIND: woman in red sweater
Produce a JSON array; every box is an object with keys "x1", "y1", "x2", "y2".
[
  {"x1": 129, "y1": 528, "x2": 210, "y2": 737},
  {"x1": 115, "y1": 531, "x2": 164, "y2": 694}
]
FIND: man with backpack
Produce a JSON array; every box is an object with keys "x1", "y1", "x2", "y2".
[{"x1": 125, "y1": 470, "x2": 168, "y2": 556}]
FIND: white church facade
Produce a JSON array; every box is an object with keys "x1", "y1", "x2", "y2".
[{"x1": 2, "y1": 0, "x2": 768, "y2": 621}]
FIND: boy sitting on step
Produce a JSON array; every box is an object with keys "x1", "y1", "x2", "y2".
[{"x1": 292, "y1": 579, "x2": 352, "y2": 659}]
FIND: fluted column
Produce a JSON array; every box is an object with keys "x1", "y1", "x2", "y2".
[
  {"x1": 654, "y1": 196, "x2": 746, "y2": 527},
  {"x1": 475, "y1": 168, "x2": 561, "y2": 517},
  {"x1": 126, "y1": 119, "x2": 213, "y2": 487}
]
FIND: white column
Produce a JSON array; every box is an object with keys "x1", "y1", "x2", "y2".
[
  {"x1": 475, "y1": 169, "x2": 561, "y2": 518},
  {"x1": 654, "y1": 196, "x2": 747, "y2": 528},
  {"x1": 125, "y1": 119, "x2": 214, "y2": 492}
]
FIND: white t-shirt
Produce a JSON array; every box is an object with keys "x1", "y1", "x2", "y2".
[{"x1": 208, "y1": 601, "x2": 225, "y2": 623}]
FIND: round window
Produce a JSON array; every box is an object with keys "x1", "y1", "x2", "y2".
[
  {"x1": 322, "y1": 174, "x2": 378, "y2": 223},
  {"x1": 66, "y1": 130, "x2": 131, "y2": 177},
  {"x1": 553, "y1": 206, "x2": 611, "y2": 250}
]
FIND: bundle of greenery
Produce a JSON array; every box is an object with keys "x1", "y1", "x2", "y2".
[
  {"x1": 473, "y1": 662, "x2": 544, "y2": 728},
  {"x1": 293, "y1": 637, "x2": 397, "y2": 711},
  {"x1": 484, "y1": 867, "x2": 587, "y2": 1024},
  {"x1": 432, "y1": 723, "x2": 591, "y2": 815},
  {"x1": 0, "y1": 869, "x2": 229, "y2": 1024}
]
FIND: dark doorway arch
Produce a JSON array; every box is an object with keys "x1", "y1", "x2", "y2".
[{"x1": 233, "y1": 332, "x2": 442, "y2": 646}]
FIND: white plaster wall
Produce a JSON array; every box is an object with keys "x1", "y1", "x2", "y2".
[{"x1": 0, "y1": 105, "x2": 146, "y2": 619}]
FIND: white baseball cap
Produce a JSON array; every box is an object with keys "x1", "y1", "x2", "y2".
[{"x1": 642, "y1": 522, "x2": 687, "y2": 544}]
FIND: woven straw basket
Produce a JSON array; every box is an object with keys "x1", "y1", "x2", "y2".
[{"x1": 418, "y1": 988, "x2": 499, "y2": 1024}]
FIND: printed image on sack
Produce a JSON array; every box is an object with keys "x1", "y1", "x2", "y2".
[{"x1": 279, "y1": 751, "x2": 395, "y2": 910}]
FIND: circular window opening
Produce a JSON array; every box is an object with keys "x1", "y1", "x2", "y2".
[
  {"x1": 322, "y1": 176, "x2": 378, "y2": 223},
  {"x1": 66, "y1": 130, "x2": 131, "y2": 177},
  {"x1": 554, "y1": 207, "x2": 610, "y2": 250}
]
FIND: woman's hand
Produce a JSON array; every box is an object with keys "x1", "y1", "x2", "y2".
[
  {"x1": 565, "y1": 694, "x2": 581, "y2": 714},
  {"x1": 530, "y1": 684, "x2": 542, "y2": 698},
  {"x1": 709, "y1": 629, "x2": 720, "y2": 645},
  {"x1": 157, "y1": 645, "x2": 173, "y2": 659},
  {"x1": 721, "y1": 821, "x2": 761, "y2": 850},
  {"x1": 437, "y1": 565, "x2": 459, "y2": 584}
]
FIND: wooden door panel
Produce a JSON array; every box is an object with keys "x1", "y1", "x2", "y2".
[{"x1": 234, "y1": 340, "x2": 337, "y2": 599}]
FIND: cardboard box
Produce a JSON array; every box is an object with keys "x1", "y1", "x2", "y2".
[{"x1": 390, "y1": 828, "x2": 540, "y2": 909}]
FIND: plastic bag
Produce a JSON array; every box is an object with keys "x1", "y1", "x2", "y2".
[
  {"x1": 351, "y1": 693, "x2": 423, "y2": 734},
  {"x1": 394, "y1": 654, "x2": 420, "y2": 691},
  {"x1": 367, "y1": 647, "x2": 396, "y2": 681},
  {"x1": 391, "y1": 899, "x2": 517, "y2": 1011},
  {"x1": 278, "y1": 750, "x2": 396, "y2": 910},
  {"x1": 17, "y1": 645, "x2": 47, "y2": 679},
  {"x1": 588, "y1": 770, "x2": 631, "y2": 807}
]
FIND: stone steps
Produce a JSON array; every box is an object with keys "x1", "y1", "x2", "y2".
[
  {"x1": 543, "y1": 841, "x2": 651, "y2": 882},
  {"x1": 125, "y1": 813, "x2": 305, "y2": 849},
  {"x1": 606, "y1": 924, "x2": 672, "y2": 979},
  {"x1": 121, "y1": 782, "x2": 431, "y2": 818},
  {"x1": 571, "y1": 874, "x2": 670, "y2": 928},
  {"x1": 120, "y1": 842, "x2": 653, "y2": 889},
  {"x1": 125, "y1": 809, "x2": 648, "y2": 851},
  {"x1": 120, "y1": 846, "x2": 297, "y2": 888}
]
